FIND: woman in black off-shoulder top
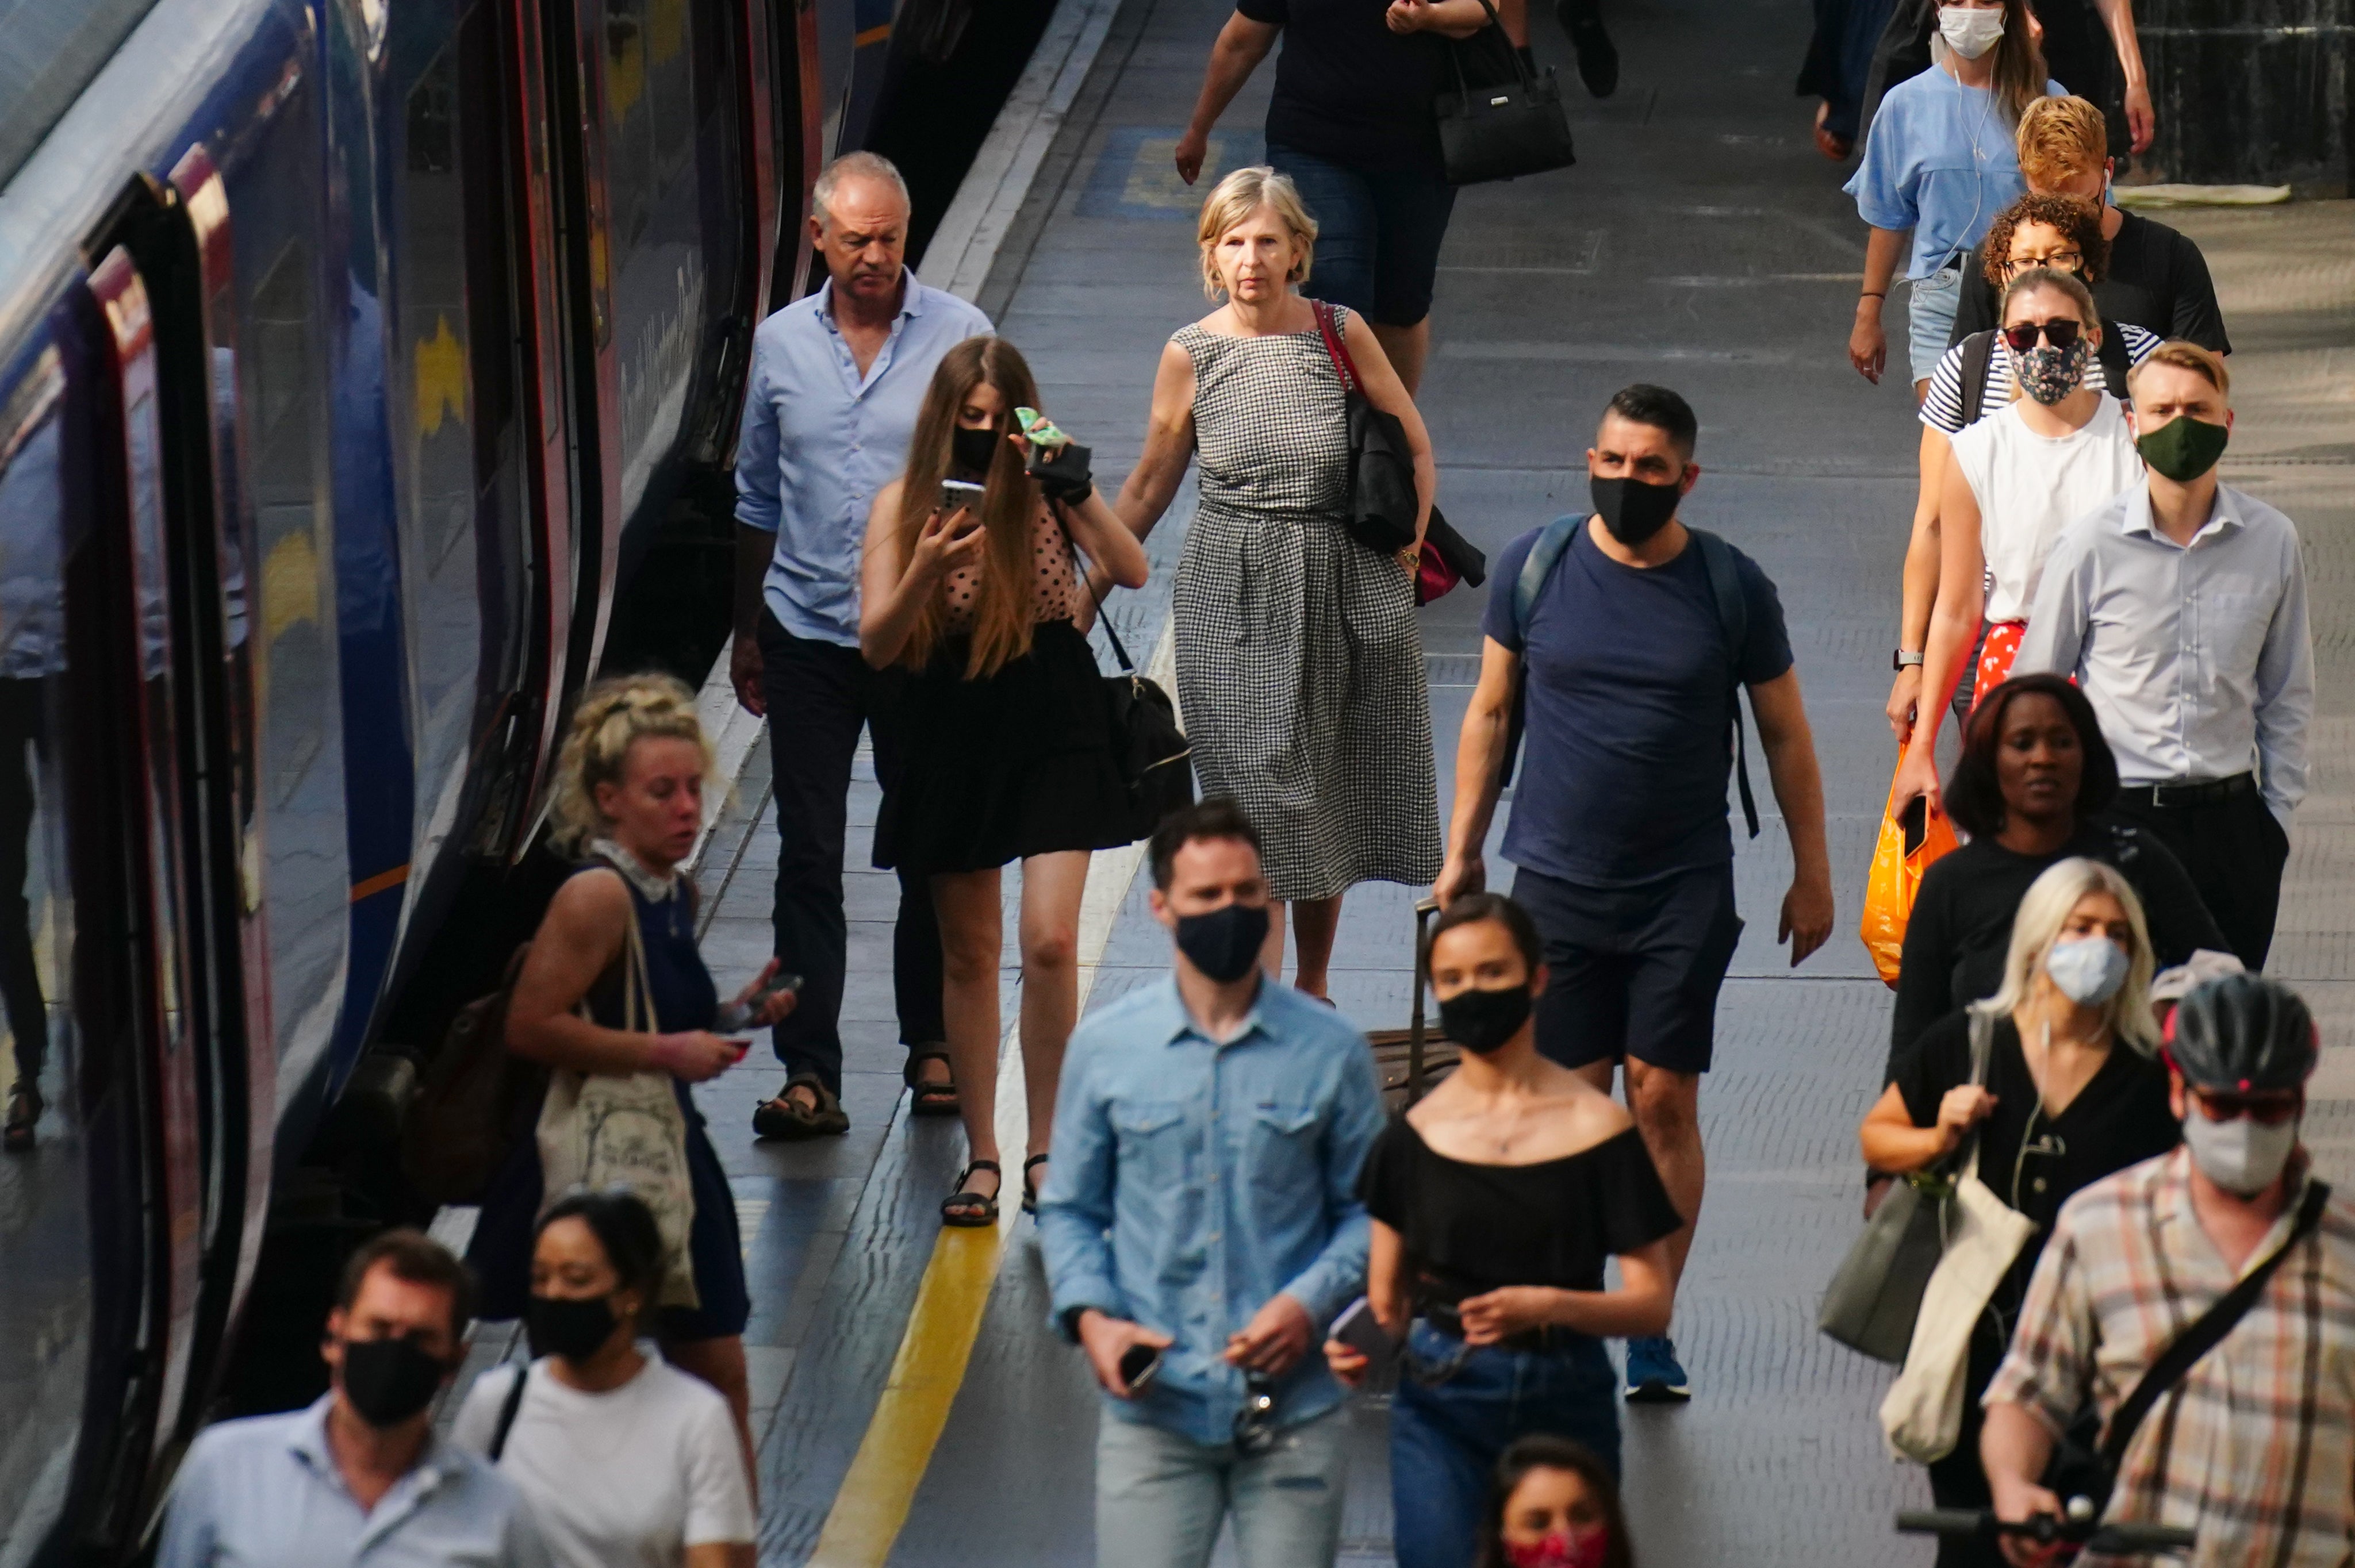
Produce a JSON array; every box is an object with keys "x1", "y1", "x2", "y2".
[{"x1": 1325, "y1": 894, "x2": 1679, "y2": 1568}]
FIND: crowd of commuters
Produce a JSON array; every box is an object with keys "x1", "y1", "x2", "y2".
[{"x1": 153, "y1": 0, "x2": 2353, "y2": 1559}]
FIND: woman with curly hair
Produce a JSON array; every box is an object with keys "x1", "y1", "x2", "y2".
[{"x1": 469, "y1": 673, "x2": 793, "y2": 1484}]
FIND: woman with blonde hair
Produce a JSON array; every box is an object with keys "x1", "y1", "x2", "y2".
[
  {"x1": 1860, "y1": 854, "x2": 2177, "y2": 1567},
  {"x1": 1111, "y1": 166, "x2": 1442, "y2": 997},
  {"x1": 469, "y1": 673, "x2": 793, "y2": 1483},
  {"x1": 860, "y1": 336, "x2": 1148, "y2": 1226}
]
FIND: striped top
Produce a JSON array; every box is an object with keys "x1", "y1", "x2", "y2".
[{"x1": 1919, "y1": 321, "x2": 2162, "y2": 436}]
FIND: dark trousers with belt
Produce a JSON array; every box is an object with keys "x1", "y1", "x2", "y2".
[
  {"x1": 757, "y1": 610, "x2": 944, "y2": 1094},
  {"x1": 2109, "y1": 775, "x2": 2289, "y2": 970}
]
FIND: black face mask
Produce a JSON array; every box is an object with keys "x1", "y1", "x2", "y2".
[
  {"x1": 527, "y1": 1293, "x2": 622, "y2": 1363},
  {"x1": 1590, "y1": 474, "x2": 1682, "y2": 546},
  {"x1": 952, "y1": 426, "x2": 1000, "y2": 475},
  {"x1": 339, "y1": 1335, "x2": 450, "y2": 1429},
  {"x1": 1174, "y1": 902, "x2": 1270, "y2": 983},
  {"x1": 1436, "y1": 985, "x2": 1533, "y2": 1055}
]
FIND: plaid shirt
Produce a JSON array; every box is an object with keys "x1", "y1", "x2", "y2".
[{"x1": 1985, "y1": 1148, "x2": 2355, "y2": 1567}]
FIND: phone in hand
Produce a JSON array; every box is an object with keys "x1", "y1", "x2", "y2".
[
  {"x1": 714, "y1": 974, "x2": 802, "y2": 1033},
  {"x1": 1330, "y1": 1297, "x2": 1397, "y2": 1377},
  {"x1": 939, "y1": 478, "x2": 987, "y2": 512},
  {"x1": 1117, "y1": 1341, "x2": 1162, "y2": 1394}
]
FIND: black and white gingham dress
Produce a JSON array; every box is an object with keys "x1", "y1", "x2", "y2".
[{"x1": 1171, "y1": 322, "x2": 1441, "y2": 902}]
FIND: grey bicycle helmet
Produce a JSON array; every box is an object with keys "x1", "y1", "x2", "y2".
[{"x1": 2166, "y1": 974, "x2": 2316, "y2": 1093}]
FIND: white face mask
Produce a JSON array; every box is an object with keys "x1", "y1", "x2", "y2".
[
  {"x1": 2045, "y1": 935, "x2": 2129, "y2": 1006},
  {"x1": 1938, "y1": 5, "x2": 2008, "y2": 59},
  {"x1": 2182, "y1": 1112, "x2": 2299, "y2": 1196}
]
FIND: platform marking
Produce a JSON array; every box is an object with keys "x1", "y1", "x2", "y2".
[{"x1": 805, "y1": 621, "x2": 1173, "y2": 1567}]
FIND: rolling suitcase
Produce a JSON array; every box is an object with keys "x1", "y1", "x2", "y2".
[{"x1": 1362, "y1": 897, "x2": 1461, "y2": 1110}]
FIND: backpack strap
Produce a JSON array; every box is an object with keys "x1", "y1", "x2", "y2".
[
  {"x1": 1688, "y1": 528, "x2": 1762, "y2": 840},
  {"x1": 2096, "y1": 317, "x2": 2132, "y2": 406},
  {"x1": 1958, "y1": 329, "x2": 1996, "y2": 427},
  {"x1": 2099, "y1": 1178, "x2": 2332, "y2": 1471},
  {"x1": 1496, "y1": 513, "x2": 1585, "y2": 787},
  {"x1": 488, "y1": 1360, "x2": 530, "y2": 1462}
]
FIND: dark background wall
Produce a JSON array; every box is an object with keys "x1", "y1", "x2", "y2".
[{"x1": 2138, "y1": 0, "x2": 2352, "y2": 189}]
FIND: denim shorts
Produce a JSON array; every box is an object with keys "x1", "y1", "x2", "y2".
[
  {"x1": 1907, "y1": 261, "x2": 1965, "y2": 385},
  {"x1": 1265, "y1": 143, "x2": 1458, "y2": 327}
]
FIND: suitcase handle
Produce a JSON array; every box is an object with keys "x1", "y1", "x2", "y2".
[{"x1": 1409, "y1": 897, "x2": 1440, "y2": 1102}]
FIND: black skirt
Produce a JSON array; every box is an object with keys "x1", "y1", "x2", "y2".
[{"x1": 876, "y1": 619, "x2": 1137, "y2": 875}]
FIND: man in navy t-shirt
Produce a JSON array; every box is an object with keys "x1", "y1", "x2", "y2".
[{"x1": 1435, "y1": 385, "x2": 1836, "y2": 1404}]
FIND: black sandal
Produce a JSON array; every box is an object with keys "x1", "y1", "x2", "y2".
[
  {"x1": 941, "y1": 1160, "x2": 1002, "y2": 1228},
  {"x1": 753, "y1": 1074, "x2": 850, "y2": 1140},
  {"x1": 3, "y1": 1084, "x2": 39, "y2": 1154},
  {"x1": 902, "y1": 1047, "x2": 959, "y2": 1118},
  {"x1": 1021, "y1": 1153, "x2": 1050, "y2": 1216}
]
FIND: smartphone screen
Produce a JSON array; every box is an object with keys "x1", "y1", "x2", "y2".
[{"x1": 1117, "y1": 1342, "x2": 1161, "y2": 1392}]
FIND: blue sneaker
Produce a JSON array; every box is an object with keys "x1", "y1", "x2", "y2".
[{"x1": 1624, "y1": 1336, "x2": 1690, "y2": 1404}]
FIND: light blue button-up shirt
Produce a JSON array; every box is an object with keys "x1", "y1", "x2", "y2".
[
  {"x1": 1039, "y1": 975, "x2": 1384, "y2": 1447},
  {"x1": 1844, "y1": 63, "x2": 2060, "y2": 278},
  {"x1": 731, "y1": 270, "x2": 993, "y2": 647},
  {"x1": 155, "y1": 1397, "x2": 553, "y2": 1567},
  {"x1": 2018, "y1": 478, "x2": 2314, "y2": 823}
]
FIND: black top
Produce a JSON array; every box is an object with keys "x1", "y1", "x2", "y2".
[
  {"x1": 1893, "y1": 1011, "x2": 2178, "y2": 1318},
  {"x1": 1358, "y1": 1119, "x2": 1683, "y2": 1307},
  {"x1": 1949, "y1": 209, "x2": 2231, "y2": 355},
  {"x1": 1889, "y1": 815, "x2": 2224, "y2": 1064},
  {"x1": 1236, "y1": 0, "x2": 1451, "y2": 174}
]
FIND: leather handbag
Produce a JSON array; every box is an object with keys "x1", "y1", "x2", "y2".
[
  {"x1": 1435, "y1": 1, "x2": 1577, "y2": 187},
  {"x1": 1062, "y1": 518, "x2": 1195, "y2": 839},
  {"x1": 1819, "y1": 1010, "x2": 2001, "y2": 1365},
  {"x1": 398, "y1": 943, "x2": 544, "y2": 1205},
  {"x1": 1310, "y1": 300, "x2": 1420, "y2": 555},
  {"x1": 1414, "y1": 504, "x2": 1487, "y2": 606}
]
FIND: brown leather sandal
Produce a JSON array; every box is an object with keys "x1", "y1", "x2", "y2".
[
  {"x1": 941, "y1": 1160, "x2": 1001, "y2": 1228},
  {"x1": 752, "y1": 1073, "x2": 849, "y2": 1140},
  {"x1": 903, "y1": 1047, "x2": 959, "y2": 1117}
]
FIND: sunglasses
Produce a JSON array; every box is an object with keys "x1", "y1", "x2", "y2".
[
  {"x1": 1232, "y1": 1375, "x2": 1279, "y2": 1458},
  {"x1": 2002, "y1": 320, "x2": 2084, "y2": 353},
  {"x1": 2002, "y1": 252, "x2": 2084, "y2": 276},
  {"x1": 2192, "y1": 1088, "x2": 2301, "y2": 1127}
]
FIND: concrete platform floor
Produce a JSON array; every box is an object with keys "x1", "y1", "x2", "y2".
[{"x1": 653, "y1": 0, "x2": 2355, "y2": 1562}]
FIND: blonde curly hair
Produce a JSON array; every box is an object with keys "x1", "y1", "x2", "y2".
[{"x1": 547, "y1": 672, "x2": 713, "y2": 855}]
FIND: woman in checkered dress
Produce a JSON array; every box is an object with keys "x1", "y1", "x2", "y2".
[{"x1": 1112, "y1": 166, "x2": 1443, "y2": 993}]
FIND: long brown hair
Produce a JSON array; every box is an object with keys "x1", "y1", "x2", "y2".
[
  {"x1": 888, "y1": 335, "x2": 1050, "y2": 679},
  {"x1": 1985, "y1": 0, "x2": 2047, "y2": 126}
]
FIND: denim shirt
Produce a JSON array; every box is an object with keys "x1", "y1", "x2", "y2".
[{"x1": 1038, "y1": 975, "x2": 1384, "y2": 1447}]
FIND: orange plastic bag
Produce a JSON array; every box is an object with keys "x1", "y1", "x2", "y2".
[{"x1": 1860, "y1": 767, "x2": 1959, "y2": 987}]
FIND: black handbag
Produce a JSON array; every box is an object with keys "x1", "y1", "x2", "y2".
[
  {"x1": 1061, "y1": 516, "x2": 1195, "y2": 840},
  {"x1": 1310, "y1": 301, "x2": 1419, "y2": 555},
  {"x1": 1435, "y1": 1, "x2": 1577, "y2": 187}
]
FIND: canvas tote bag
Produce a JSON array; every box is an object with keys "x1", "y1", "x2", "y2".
[{"x1": 535, "y1": 887, "x2": 700, "y2": 1309}]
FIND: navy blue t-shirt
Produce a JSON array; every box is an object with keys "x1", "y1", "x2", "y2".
[{"x1": 1483, "y1": 521, "x2": 1793, "y2": 889}]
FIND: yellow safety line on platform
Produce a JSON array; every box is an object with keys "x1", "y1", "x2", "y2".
[{"x1": 804, "y1": 621, "x2": 1175, "y2": 1567}]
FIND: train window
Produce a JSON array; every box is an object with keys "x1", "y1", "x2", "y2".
[
  {"x1": 0, "y1": 353, "x2": 88, "y2": 1559},
  {"x1": 0, "y1": 0, "x2": 163, "y2": 193}
]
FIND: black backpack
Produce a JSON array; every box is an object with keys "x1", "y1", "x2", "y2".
[{"x1": 1955, "y1": 322, "x2": 2133, "y2": 427}]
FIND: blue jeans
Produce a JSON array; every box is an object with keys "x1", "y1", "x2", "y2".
[
  {"x1": 1390, "y1": 1321, "x2": 1621, "y2": 1568},
  {"x1": 1094, "y1": 1403, "x2": 1351, "y2": 1568},
  {"x1": 1906, "y1": 260, "x2": 1965, "y2": 384},
  {"x1": 1265, "y1": 143, "x2": 1458, "y2": 327}
]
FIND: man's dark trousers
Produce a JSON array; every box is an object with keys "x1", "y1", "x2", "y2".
[
  {"x1": 757, "y1": 609, "x2": 945, "y2": 1094},
  {"x1": 2109, "y1": 780, "x2": 2289, "y2": 971}
]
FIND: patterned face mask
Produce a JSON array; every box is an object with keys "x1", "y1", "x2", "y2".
[{"x1": 2011, "y1": 336, "x2": 2092, "y2": 405}]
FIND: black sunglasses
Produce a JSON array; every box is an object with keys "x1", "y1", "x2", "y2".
[
  {"x1": 2002, "y1": 319, "x2": 2084, "y2": 353},
  {"x1": 1232, "y1": 1375, "x2": 1279, "y2": 1458}
]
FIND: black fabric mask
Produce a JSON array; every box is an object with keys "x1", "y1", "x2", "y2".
[
  {"x1": 1436, "y1": 985, "x2": 1533, "y2": 1055},
  {"x1": 1590, "y1": 474, "x2": 1682, "y2": 546},
  {"x1": 952, "y1": 426, "x2": 1000, "y2": 475},
  {"x1": 527, "y1": 1293, "x2": 621, "y2": 1363},
  {"x1": 339, "y1": 1335, "x2": 449, "y2": 1428},
  {"x1": 1173, "y1": 902, "x2": 1270, "y2": 983}
]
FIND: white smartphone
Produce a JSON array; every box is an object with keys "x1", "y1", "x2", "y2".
[{"x1": 939, "y1": 478, "x2": 987, "y2": 510}]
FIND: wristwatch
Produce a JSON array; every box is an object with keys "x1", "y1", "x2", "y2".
[{"x1": 1892, "y1": 648, "x2": 1925, "y2": 671}]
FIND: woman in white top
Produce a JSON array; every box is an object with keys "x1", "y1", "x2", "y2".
[
  {"x1": 454, "y1": 1191, "x2": 756, "y2": 1568},
  {"x1": 1894, "y1": 265, "x2": 2140, "y2": 813}
]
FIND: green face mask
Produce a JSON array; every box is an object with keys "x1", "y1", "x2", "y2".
[{"x1": 2135, "y1": 414, "x2": 2230, "y2": 482}]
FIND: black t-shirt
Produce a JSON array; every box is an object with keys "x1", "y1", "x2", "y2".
[
  {"x1": 1888, "y1": 816, "x2": 2225, "y2": 1063},
  {"x1": 1949, "y1": 209, "x2": 2232, "y2": 354},
  {"x1": 1237, "y1": 0, "x2": 1451, "y2": 173},
  {"x1": 1892, "y1": 1011, "x2": 2178, "y2": 1320},
  {"x1": 1358, "y1": 1119, "x2": 1683, "y2": 1306}
]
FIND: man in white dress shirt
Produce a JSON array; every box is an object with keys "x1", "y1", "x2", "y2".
[{"x1": 2016, "y1": 341, "x2": 2313, "y2": 968}]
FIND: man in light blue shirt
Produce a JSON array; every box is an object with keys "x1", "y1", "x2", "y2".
[
  {"x1": 729, "y1": 152, "x2": 991, "y2": 1139},
  {"x1": 2016, "y1": 343, "x2": 2311, "y2": 969},
  {"x1": 1039, "y1": 801, "x2": 1383, "y2": 1568},
  {"x1": 157, "y1": 1231, "x2": 549, "y2": 1568}
]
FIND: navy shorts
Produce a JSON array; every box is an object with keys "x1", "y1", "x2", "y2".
[
  {"x1": 1511, "y1": 863, "x2": 1744, "y2": 1076},
  {"x1": 1267, "y1": 143, "x2": 1458, "y2": 328}
]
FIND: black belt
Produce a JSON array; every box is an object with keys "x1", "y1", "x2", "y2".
[{"x1": 2118, "y1": 772, "x2": 2257, "y2": 809}]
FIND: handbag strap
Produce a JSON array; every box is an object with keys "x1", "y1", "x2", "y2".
[
  {"x1": 2099, "y1": 1176, "x2": 2332, "y2": 1471},
  {"x1": 488, "y1": 1358, "x2": 530, "y2": 1461},
  {"x1": 1447, "y1": 0, "x2": 1537, "y2": 95},
  {"x1": 1311, "y1": 299, "x2": 1362, "y2": 399},
  {"x1": 1050, "y1": 511, "x2": 1140, "y2": 676},
  {"x1": 1957, "y1": 1007, "x2": 1997, "y2": 1184}
]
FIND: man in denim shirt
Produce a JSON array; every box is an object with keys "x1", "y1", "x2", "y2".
[{"x1": 1040, "y1": 800, "x2": 1383, "y2": 1568}]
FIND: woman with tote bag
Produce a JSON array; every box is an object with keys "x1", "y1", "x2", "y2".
[{"x1": 1857, "y1": 856, "x2": 2176, "y2": 1567}]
